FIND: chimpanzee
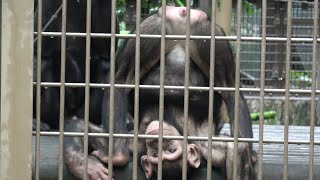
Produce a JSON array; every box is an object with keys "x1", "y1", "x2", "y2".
[
  {"x1": 64, "y1": 6, "x2": 254, "y2": 180},
  {"x1": 33, "y1": 0, "x2": 113, "y2": 130}
]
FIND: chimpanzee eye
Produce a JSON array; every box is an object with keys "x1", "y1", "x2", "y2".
[
  {"x1": 153, "y1": 153, "x2": 158, "y2": 158},
  {"x1": 168, "y1": 148, "x2": 176, "y2": 153}
]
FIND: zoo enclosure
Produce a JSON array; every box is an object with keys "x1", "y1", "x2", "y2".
[{"x1": 1, "y1": 0, "x2": 320, "y2": 180}]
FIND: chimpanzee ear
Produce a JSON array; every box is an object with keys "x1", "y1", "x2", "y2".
[
  {"x1": 187, "y1": 144, "x2": 201, "y2": 168},
  {"x1": 141, "y1": 155, "x2": 154, "y2": 179}
]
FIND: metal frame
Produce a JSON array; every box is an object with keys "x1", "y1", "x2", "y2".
[{"x1": 0, "y1": 0, "x2": 316, "y2": 179}]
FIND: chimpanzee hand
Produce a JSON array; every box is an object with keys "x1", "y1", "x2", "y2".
[{"x1": 65, "y1": 155, "x2": 113, "y2": 180}]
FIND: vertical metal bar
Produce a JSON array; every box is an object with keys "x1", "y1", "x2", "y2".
[
  {"x1": 132, "y1": 0, "x2": 141, "y2": 179},
  {"x1": 207, "y1": 1, "x2": 216, "y2": 180},
  {"x1": 157, "y1": 1, "x2": 167, "y2": 180},
  {"x1": 308, "y1": 1, "x2": 318, "y2": 179},
  {"x1": 233, "y1": 0, "x2": 242, "y2": 179},
  {"x1": 58, "y1": 0, "x2": 67, "y2": 179},
  {"x1": 182, "y1": 2, "x2": 191, "y2": 180},
  {"x1": 83, "y1": 0, "x2": 92, "y2": 179},
  {"x1": 283, "y1": 1, "x2": 292, "y2": 180},
  {"x1": 0, "y1": 0, "x2": 33, "y2": 179},
  {"x1": 35, "y1": 0, "x2": 43, "y2": 180},
  {"x1": 108, "y1": 0, "x2": 117, "y2": 178},
  {"x1": 258, "y1": 0, "x2": 267, "y2": 180}
]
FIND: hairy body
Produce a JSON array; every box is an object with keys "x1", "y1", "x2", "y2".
[{"x1": 64, "y1": 6, "x2": 254, "y2": 180}]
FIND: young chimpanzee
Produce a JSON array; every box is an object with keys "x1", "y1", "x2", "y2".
[
  {"x1": 64, "y1": 6, "x2": 254, "y2": 180},
  {"x1": 33, "y1": 0, "x2": 113, "y2": 130}
]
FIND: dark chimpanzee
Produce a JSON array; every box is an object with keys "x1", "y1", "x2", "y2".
[
  {"x1": 64, "y1": 6, "x2": 255, "y2": 180},
  {"x1": 33, "y1": 0, "x2": 113, "y2": 130}
]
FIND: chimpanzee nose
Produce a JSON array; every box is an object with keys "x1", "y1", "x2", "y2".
[{"x1": 179, "y1": 7, "x2": 187, "y2": 17}]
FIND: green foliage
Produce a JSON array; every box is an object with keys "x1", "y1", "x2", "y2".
[
  {"x1": 117, "y1": 0, "x2": 126, "y2": 7},
  {"x1": 217, "y1": 0, "x2": 221, "y2": 11},
  {"x1": 290, "y1": 70, "x2": 312, "y2": 87},
  {"x1": 242, "y1": 1, "x2": 255, "y2": 15},
  {"x1": 175, "y1": 0, "x2": 184, "y2": 7}
]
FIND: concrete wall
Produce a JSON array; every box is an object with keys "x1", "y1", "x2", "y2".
[{"x1": 1, "y1": 0, "x2": 33, "y2": 179}]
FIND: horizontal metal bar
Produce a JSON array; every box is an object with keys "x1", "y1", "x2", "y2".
[
  {"x1": 31, "y1": 131, "x2": 320, "y2": 145},
  {"x1": 34, "y1": 32, "x2": 320, "y2": 42},
  {"x1": 245, "y1": 96, "x2": 319, "y2": 101},
  {"x1": 32, "y1": 82, "x2": 320, "y2": 94}
]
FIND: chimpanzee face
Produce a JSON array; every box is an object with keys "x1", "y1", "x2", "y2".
[
  {"x1": 141, "y1": 121, "x2": 201, "y2": 179},
  {"x1": 145, "y1": 121, "x2": 183, "y2": 164}
]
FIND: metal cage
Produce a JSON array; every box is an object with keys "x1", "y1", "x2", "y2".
[{"x1": 1, "y1": 0, "x2": 319, "y2": 180}]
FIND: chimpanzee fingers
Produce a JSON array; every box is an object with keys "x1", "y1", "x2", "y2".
[
  {"x1": 92, "y1": 149, "x2": 109, "y2": 163},
  {"x1": 87, "y1": 159, "x2": 113, "y2": 180}
]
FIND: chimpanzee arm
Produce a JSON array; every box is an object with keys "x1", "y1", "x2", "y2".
[
  {"x1": 100, "y1": 12, "x2": 169, "y2": 167},
  {"x1": 190, "y1": 24, "x2": 253, "y2": 139},
  {"x1": 115, "y1": 15, "x2": 160, "y2": 83},
  {"x1": 99, "y1": 87, "x2": 130, "y2": 166},
  {"x1": 33, "y1": 57, "x2": 60, "y2": 130}
]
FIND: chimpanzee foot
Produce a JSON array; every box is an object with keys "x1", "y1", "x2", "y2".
[
  {"x1": 226, "y1": 142, "x2": 253, "y2": 180},
  {"x1": 251, "y1": 150, "x2": 258, "y2": 164},
  {"x1": 92, "y1": 149, "x2": 129, "y2": 166}
]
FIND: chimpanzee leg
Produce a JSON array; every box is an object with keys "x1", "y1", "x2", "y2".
[
  {"x1": 225, "y1": 94, "x2": 253, "y2": 139},
  {"x1": 191, "y1": 25, "x2": 253, "y2": 139},
  {"x1": 225, "y1": 141, "x2": 253, "y2": 180},
  {"x1": 115, "y1": 14, "x2": 178, "y2": 84}
]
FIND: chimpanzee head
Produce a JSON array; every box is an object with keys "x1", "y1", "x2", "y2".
[{"x1": 140, "y1": 121, "x2": 201, "y2": 179}]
